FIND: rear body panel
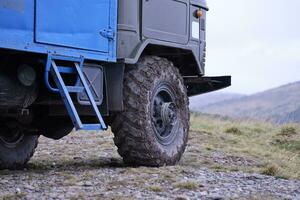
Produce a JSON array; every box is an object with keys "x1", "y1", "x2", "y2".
[{"x1": 0, "y1": 0, "x2": 117, "y2": 62}]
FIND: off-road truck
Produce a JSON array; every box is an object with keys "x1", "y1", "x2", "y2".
[{"x1": 0, "y1": 0, "x2": 230, "y2": 169}]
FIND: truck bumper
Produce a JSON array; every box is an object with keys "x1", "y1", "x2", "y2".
[{"x1": 184, "y1": 76, "x2": 231, "y2": 97}]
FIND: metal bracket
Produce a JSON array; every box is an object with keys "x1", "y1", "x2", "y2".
[
  {"x1": 21, "y1": 109, "x2": 30, "y2": 116},
  {"x1": 100, "y1": 28, "x2": 115, "y2": 40}
]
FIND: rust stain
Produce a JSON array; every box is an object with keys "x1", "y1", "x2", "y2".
[{"x1": 0, "y1": 0, "x2": 25, "y2": 12}]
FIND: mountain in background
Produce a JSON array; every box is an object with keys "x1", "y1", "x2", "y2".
[
  {"x1": 189, "y1": 92, "x2": 245, "y2": 111},
  {"x1": 190, "y1": 81, "x2": 300, "y2": 124}
]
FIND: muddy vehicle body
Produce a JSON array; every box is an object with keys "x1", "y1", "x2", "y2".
[{"x1": 0, "y1": 0, "x2": 230, "y2": 169}]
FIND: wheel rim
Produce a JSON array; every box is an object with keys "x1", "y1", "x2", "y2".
[
  {"x1": 151, "y1": 83, "x2": 178, "y2": 145},
  {"x1": 0, "y1": 125, "x2": 24, "y2": 148}
]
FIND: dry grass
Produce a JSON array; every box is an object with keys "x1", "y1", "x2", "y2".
[
  {"x1": 262, "y1": 164, "x2": 280, "y2": 176},
  {"x1": 147, "y1": 185, "x2": 164, "y2": 192},
  {"x1": 189, "y1": 113, "x2": 300, "y2": 179},
  {"x1": 0, "y1": 192, "x2": 27, "y2": 200},
  {"x1": 225, "y1": 127, "x2": 243, "y2": 135},
  {"x1": 174, "y1": 181, "x2": 200, "y2": 190}
]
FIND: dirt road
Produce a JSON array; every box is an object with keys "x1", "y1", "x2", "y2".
[{"x1": 0, "y1": 131, "x2": 299, "y2": 200}]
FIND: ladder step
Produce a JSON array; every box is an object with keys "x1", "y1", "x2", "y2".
[
  {"x1": 80, "y1": 124, "x2": 103, "y2": 131},
  {"x1": 66, "y1": 86, "x2": 85, "y2": 93},
  {"x1": 57, "y1": 66, "x2": 76, "y2": 74}
]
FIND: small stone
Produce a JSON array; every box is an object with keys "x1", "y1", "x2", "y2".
[
  {"x1": 25, "y1": 185, "x2": 35, "y2": 190},
  {"x1": 16, "y1": 188, "x2": 21, "y2": 194},
  {"x1": 199, "y1": 191, "x2": 208, "y2": 196},
  {"x1": 73, "y1": 157, "x2": 83, "y2": 160},
  {"x1": 175, "y1": 196, "x2": 188, "y2": 200},
  {"x1": 51, "y1": 162, "x2": 56, "y2": 167},
  {"x1": 77, "y1": 181, "x2": 93, "y2": 187},
  {"x1": 207, "y1": 196, "x2": 224, "y2": 200}
]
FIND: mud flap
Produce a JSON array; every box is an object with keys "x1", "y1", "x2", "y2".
[{"x1": 184, "y1": 76, "x2": 231, "y2": 97}]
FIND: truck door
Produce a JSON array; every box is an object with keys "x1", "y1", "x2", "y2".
[
  {"x1": 35, "y1": 0, "x2": 112, "y2": 53},
  {"x1": 142, "y1": 0, "x2": 189, "y2": 44}
]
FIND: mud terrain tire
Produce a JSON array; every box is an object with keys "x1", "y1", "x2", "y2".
[
  {"x1": 111, "y1": 56, "x2": 189, "y2": 166},
  {"x1": 0, "y1": 124, "x2": 38, "y2": 170}
]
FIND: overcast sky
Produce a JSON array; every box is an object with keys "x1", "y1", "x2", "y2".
[{"x1": 205, "y1": 0, "x2": 300, "y2": 94}]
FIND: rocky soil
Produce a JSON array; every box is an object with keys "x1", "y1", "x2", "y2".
[{"x1": 0, "y1": 130, "x2": 299, "y2": 200}]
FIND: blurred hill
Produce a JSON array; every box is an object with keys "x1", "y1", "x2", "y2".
[
  {"x1": 189, "y1": 92, "x2": 245, "y2": 111},
  {"x1": 190, "y1": 81, "x2": 300, "y2": 124}
]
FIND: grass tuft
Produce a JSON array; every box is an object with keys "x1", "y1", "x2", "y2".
[
  {"x1": 174, "y1": 181, "x2": 200, "y2": 190},
  {"x1": 1, "y1": 192, "x2": 27, "y2": 200},
  {"x1": 225, "y1": 127, "x2": 242, "y2": 135},
  {"x1": 273, "y1": 125, "x2": 300, "y2": 152},
  {"x1": 262, "y1": 164, "x2": 280, "y2": 176},
  {"x1": 147, "y1": 185, "x2": 163, "y2": 192},
  {"x1": 279, "y1": 126, "x2": 297, "y2": 137}
]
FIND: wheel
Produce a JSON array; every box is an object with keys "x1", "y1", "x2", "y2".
[
  {"x1": 0, "y1": 122, "x2": 39, "y2": 170},
  {"x1": 111, "y1": 56, "x2": 190, "y2": 166}
]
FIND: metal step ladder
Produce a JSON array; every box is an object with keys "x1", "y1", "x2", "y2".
[{"x1": 45, "y1": 55, "x2": 107, "y2": 131}]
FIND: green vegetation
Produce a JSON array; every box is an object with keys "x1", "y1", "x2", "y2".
[
  {"x1": 147, "y1": 185, "x2": 164, "y2": 192},
  {"x1": 188, "y1": 113, "x2": 300, "y2": 179},
  {"x1": 262, "y1": 164, "x2": 280, "y2": 176},
  {"x1": 225, "y1": 127, "x2": 243, "y2": 135},
  {"x1": 174, "y1": 181, "x2": 200, "y2": 190},
  {"x1": 1, "y1": 192, "x2": 27, "y2": 200}
]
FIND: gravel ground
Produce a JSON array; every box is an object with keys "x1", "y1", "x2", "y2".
[{"x1": 0, "y1": 131, "x2": 299, "y2": 200}]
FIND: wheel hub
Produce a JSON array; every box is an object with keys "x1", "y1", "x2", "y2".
[
  {"x1": 151, "y1": 83, "x2": 178, "y2": 145},
  {"x1": 161, "y1": 102, "x2": 177, "y2": 126}
]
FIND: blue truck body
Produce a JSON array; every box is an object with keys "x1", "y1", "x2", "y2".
[
  {"x1": 0, "y1": 0, "x2": 117, "y2": 62},
  {"x1": 0, "y1": 0, "x2": 118, "y2": 131}
]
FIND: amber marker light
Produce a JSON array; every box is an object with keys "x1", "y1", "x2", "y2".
[{"x1": 194, "y1": 10, "x2": 203, "y2": 18}]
